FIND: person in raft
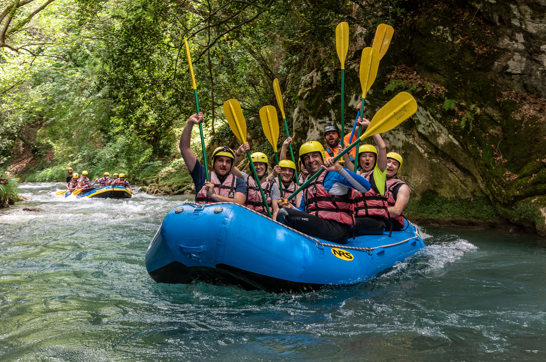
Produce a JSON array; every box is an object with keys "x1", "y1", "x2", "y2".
[
  {"x1": 232, "y1": 143, "x2": 280, "y2": 218},
  {"x1": 67, "y1": 172, "x2": 79, "y2": 192},
  {"x1": 267, "y1": 159, "x2": 302, "y2": 208},
  {"x1": 344, "y1": 117, "x2": 389, "y2": 235},
  {"x1": 385, "y1": 152, "x2": 411, "y2": 230},
  {"x1": 276, "y1": 141, "x2": 371, "y2": 244},
  {"x1": 279, "y1": 137, "x2": 309, "y2": 184},
  {"x1": 110, "y1": 173, "x2": 119, "y2": 185},
  {"x1": 78, "y1": 171, "x2": 91, "y2": 190},
  {"x1": 113, "y1": 173, "x2": 132, "y2": 193},
  {"x1": 92, "y1": 172, "x2": 111, "y2": 187},
  {"x1": 180, "y1": 112, "x2": 246, "y2": 204},
  {"x1": 323, "y1": 124, "x2": 357, "y2": 160},
  {"x1": 66, "y1": 167, "x2": 74, "y2": 186}
]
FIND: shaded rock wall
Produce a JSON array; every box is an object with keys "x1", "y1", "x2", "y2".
[{"x1": 289, "y1": 0, "x2": 545, "y2": 234}]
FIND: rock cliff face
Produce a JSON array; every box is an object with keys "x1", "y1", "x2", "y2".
[{"x1": 289, "y1": 0, "x2": 545, "y2": 234}]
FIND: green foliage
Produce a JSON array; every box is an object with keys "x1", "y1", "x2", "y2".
[
  {"x1": 0, "y1": 172, "x2": 19, "y2": 207},
  {"x1": 443, "y1": 99, "x2": 456, "y2": 111}
]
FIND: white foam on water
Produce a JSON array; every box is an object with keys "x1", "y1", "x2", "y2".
[{"x1": 421, "y1": 238, "x2": 477, "y2": 273}]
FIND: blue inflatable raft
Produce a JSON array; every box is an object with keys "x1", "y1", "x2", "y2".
[
  {"x1": 146, "y1": 202, "x2": 426, "y2": 292},
  {"x1": 62, "y1": 186, "x2": 132, "y2": 199}
]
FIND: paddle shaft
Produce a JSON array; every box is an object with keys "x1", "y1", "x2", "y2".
[
  {"x1": 282, "y1": 117, "x2": 299, "y2": 185},
  {"x1": 247, "y1": 151, "x2": 272, "y2": 217},
  {"x1": 341, "y1": 69, "x2": 345, "y2": 147},
  {"x1": 274, "y1": 152, "x2": 283, "y2": 195},
  {"x1": 353, "y1": 98, "x2": 366, "y2": 172}
]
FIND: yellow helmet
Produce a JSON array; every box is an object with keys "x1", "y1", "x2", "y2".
[
  {"x1": 387, "y1": 152, "x2": 403, "y2": 173},
  {"x1": 358, "y1": 144, "x2": 377, "y2": 156},
  {"x1": 82, "y1": 171, "x2": 88, "y2": 176},
  {"x1": 113, "y1": 173, "x2": 119, "y2": 177},
  {"x1": 278, "y1": 159, "x2": 296, "y2": 171},
  {"x1": 104, "y1": 172, "x2": 110, "y2": 176},
  {"x1": 211, "y1": 146, "x2": 235, "y2": 162},
  {"x1": 299, "y1": 141, "x2": 325, "y2": 161},
  {"x1": 250, "y1": 152, "x2": 268, "y2": 164},
  {"x1": 67, "y1": 167, "x2": 73, "y2": 172},
  {"x1": 119, "y1": 173, "x2": 126, "y2": 178},
  {"x1": 72, "y1": 173, "x2": 79, "y2": 178}
]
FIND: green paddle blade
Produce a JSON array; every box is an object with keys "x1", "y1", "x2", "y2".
[
  {"x1": 273, "y1": 78, "x2": 286, "y2": 120},
  {"x1": 336, "y1": 22, "x2": 349, "y2": 69},
  {"x1": 259, "y1": 105, "x2": 280, "y2": 153},
  {"x1": 222, "y1": 99, "x2": 247, "y2": 143},
  {"x1": 372, "y1": 24, "x2": 394, "y2": 60},
  {"x1": 359, "y1": 47, "x2": 380, "y2": 98},
  {"x1": 360, "y1": 92, "x2": 417, "y2": 140}
]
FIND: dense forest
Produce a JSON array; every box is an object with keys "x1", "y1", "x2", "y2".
[{"x1": 0, "y1": 0, "x2": 544, "y2": 235}]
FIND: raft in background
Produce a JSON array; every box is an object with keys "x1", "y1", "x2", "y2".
[
  {"x1": 145, "y1": 202, "x2": 426, "y2": 292},
  {"x1": 59, "y1": 186, "x2": 132, "y2": 199}
]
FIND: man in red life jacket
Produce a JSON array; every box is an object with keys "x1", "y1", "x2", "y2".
[
  {"x1": 386, "y1": 152, "x2": 411, "y2": 230},
  {"x1": 277, "y1": 141, "x2": 371, "y2": 244},
  {"x1": 91, "y1": 172, "x2": 111, "y2": 187},
  {"x1": 115, "y1": 173, "x2": 132, "y2": 193},
  {"x1": 78, "y1": 171, "x2": 91, "y2": 190},
  {"x1": 345, "y1": 117, "x2": 389, "y2": 235},
  {"x1": 180, "y1": 112, "x2": 246, "y2": 204},
  {"x1": 68, "y1": 173, "x2": 79, "y2": 191}
]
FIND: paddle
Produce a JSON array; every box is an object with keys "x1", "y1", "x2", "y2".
[
  {"x1": 184, "y1": 38, "x2": 210, "y2": 181},
  {"x1": 259, "y1": 105, "x2": 283, "y2": 195},
  {"x1": 286, "y1": 92, "x2": 417, "y2": 201},
  {"x1": 347, "y1": 24, "x2": 394, "y2": 160},
  {"x1": 72, "y1": 188, "x2": 83, "y2": 196},
  {"x1": 354, "y1": 47, "x2": 380, "y2": 172},
  {"x1": 372, "y1": 23, "x2": 394, "y2": 60},
  {"x1": 56, "y1": 190, "x2": 66, "y2": 195},
  {"x1": 336, "y1": 22, "x2": 349, "y2": 147},
  {"x1": 273, "y1": 78, "x2": 299, "y2": 184},
  {"x1": 223, "y1": 99, "x2": 272, "y2": 217}
]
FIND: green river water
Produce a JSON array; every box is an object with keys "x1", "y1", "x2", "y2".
[{"x1": 0, "y1": 182, "x2": 544, "y2": 360}]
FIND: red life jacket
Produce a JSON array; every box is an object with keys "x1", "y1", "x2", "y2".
[
  {"x1": 99, "y1": 177, "x2": 110, "y2": 187},
  {"x1": 118, "y1": 180, "x2": 129, "y2": 188},
  {"x1": 386, "y1": 178, "x2": 408, "y2": 227},
  {"x1": 245, "y1": 176, "x2": 273, "y2": 213},
  {"x1": 79, "y1": 176, "x2": 90, "y2": 188},
  {"x1": 352, "y1": 171, "x2": 389, "y2": 220},
  {"x1": 195, "y1": 172, "x2": 236, "y2": 204},
  {"x1": 276, "y1": 179, "x2": 298, "y2": 206},
  {"x1": 304, "y1": 171, "x2": 354, "y2": 226},
  {"x1": 69, "y1": 179, "x2": 79, "y2": 189}
]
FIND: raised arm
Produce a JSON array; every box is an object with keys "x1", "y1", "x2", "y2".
[
  {"x1": 179, "y1": 113, "x2": 203, "y2": 173},
  {"x1": 280, "y1": 137, "x2": 291, "y2": 161}
]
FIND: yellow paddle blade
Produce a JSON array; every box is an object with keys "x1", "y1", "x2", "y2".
[
  {"x1": 273, "y1": 78, "x2": 286, "y2": 120},
  {"x1": 72, "y1": 188, "x2": 83, "y2": 196},
  {"x1": 222, "y1": 99, "x2": 247, "y2": 143},
  {"x1": 184, "y1": 38, "x2": 197, "y2": 90},
  {"x1": 372, "y1": 24, "x2": 394, "y2": 60},
  {"x1": 259, "y1": 105, "x2": 280, "y2": 153},
  {"x1": 360, "y1": 92, "x2": 417, "y2": 140},
  {"x1": 56, "y1": 190, "x2": 66, "y2": 195},
  {"x1": 359, "y1": 47, "x2": 380, "y2": 98},
  {"x1": 335, "y1": 22, "x2": 349, "y2": 69}
]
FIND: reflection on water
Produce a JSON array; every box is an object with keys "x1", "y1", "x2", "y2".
[{"x1": 0, "y1": 183, "x2": 544, "y2": 360}]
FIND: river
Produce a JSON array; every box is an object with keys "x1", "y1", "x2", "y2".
[{"x1": 0, "y1": 182, "x2": 544, "y2": 360}]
